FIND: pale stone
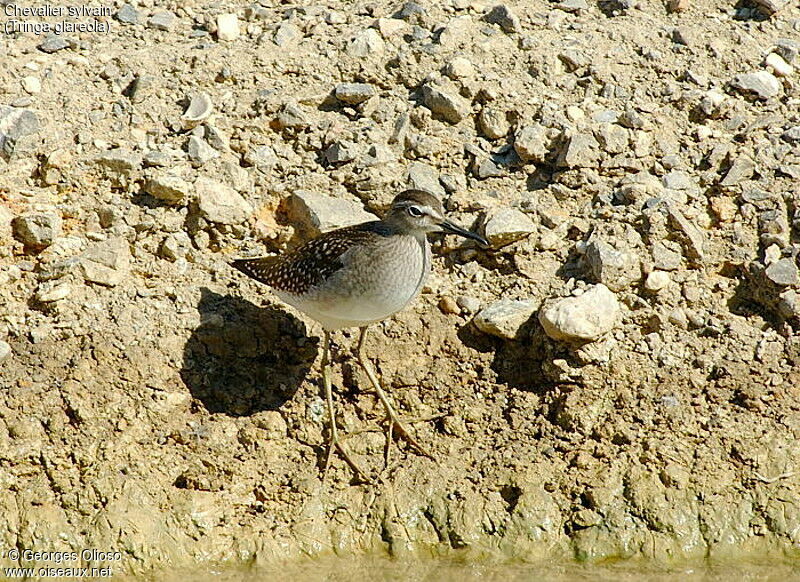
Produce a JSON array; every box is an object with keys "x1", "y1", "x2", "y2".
[
  {"x1": 421, "y1": 82, "x2": 471, "y2": 124},
  {"x1": 539, "y1": 284, "x2": 620, "y2": 342},
  {"x1": 732, "y1": 71, "x2": 782, "y2": 100},
  {"x1": 196, "y1": 176, "x2": 252, "y2": 225},
  {"x1": 216, "y1": 13, "x2": 240, "y2": 41},
  {"x1": 145, "y1": 174, "x2": 192, "y2": 205},
  {"x1": 21, "y1": 76, "x2": 41, "y2": 94},
  {"x1": 81, "y1": 237, "x2": 131, "y2": 287},
  {"x1": 474, "y1": 299, "x2": 538, "y2": 339},
  {"x1": 483, "y1": 208, "x2": 536, "y2": 248},
  {"x1": 286, "y1": 191, "x2": 376, "y2": 236},
  {"x1": 445, "y1": 57, "x2": 475, "y2": 79},
  {"x1": 765, "y1": 52, "x2": 793, "y2": 77},
  {"x1": 348, "y1": 29, "x2": 385, "y2": 58},
  {"x1": 644, "y1": 270, "x2": 671, "y2": 292},
  {"x1": 36, "y1": 282, "x2": 72, "y2": 302}
]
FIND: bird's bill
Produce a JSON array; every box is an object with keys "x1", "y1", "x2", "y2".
[{"x1": 438, "y1": 220, "x2": 489, "y2": 246}]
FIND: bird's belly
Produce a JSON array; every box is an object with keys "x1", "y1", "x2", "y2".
[{"x1": 276, "y1": 235, "x2": 428, "y2": 329}]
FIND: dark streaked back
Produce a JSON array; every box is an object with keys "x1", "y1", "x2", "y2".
[{"x1": 231, "y1": 221, "x2": 394, "y2": 295}]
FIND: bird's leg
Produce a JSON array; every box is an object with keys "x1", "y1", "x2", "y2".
[
  {"x1": 321, "y1": 330, "x2": 370, "y2": 483},
  {"x1": 356, "y1": 327, "x2": 435, "y2": 460}
]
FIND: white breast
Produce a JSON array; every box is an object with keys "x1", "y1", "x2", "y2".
[{"x1": 276, "y1": 234, "x2": 430, "y2": 330}]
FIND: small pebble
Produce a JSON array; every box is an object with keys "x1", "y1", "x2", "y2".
[
  {"x1": 439, "y1": 296, "x2": 461, "y2": 315},
  {"x1": 456, "y1": 295, "x2": 482, "y2": 314},
  {"x1": 0, "y1": 340, "x2": 11, "y2": 363},
  {"x1": 483, "y1": 208, "x2": 536, "y2": 248},
  {"x1": 21, "y1": 76, "x2": 41, "y2": 94},
  {"x1": 475, "y1": 298, "x2": 538, "y2": 340},
  {"x1": 484, "y1": 4, "x2": 521, "y2": 33},
  {"x1": 668, "y1": 0, "x2": 689, "y2": 12},
  {"x1": 38, "y1": 37, "x2": 70, "y2": 53},
  {"x1": 326, "y1": 11, "x2": 346, "y2": 24},
  {"x1": 334, "y1": 83, "x2": 375, "y2": 105},
  {"x1": 765, "y1": 52, "x2": 793, "y2": 77},
  {"x1": 216, "y1": 13, "x2": 240, "y2": 41},
  {"x1": 148, "y1": 11, "x2": 176, "y2": 31},
  {"x1": 731, "y1": 71, "x2": 782, "y2": 100},
  {"x1": 187, "y1": 136, "x2": 219, "y2": 166},
  {"x1": 445, "y1": 57, "x2": 475, "y2": 79},
  {"x1": 36, "y1": 282, "x2": 72, "y2": 303},
  {"x1": 644, "y1": 270, "x2": 671, "y2": 292},
  {"x1": 116, "y1": 3, "x2": 139, "y2": 24}
]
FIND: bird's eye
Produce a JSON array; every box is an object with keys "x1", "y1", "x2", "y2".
[{"x1": 407, "y1": 206, "x2": 423, "y2": 217}]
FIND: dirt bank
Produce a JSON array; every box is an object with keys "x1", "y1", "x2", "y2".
[{"x1": 1, "y1": 0, "x2": 800, "y2": 575}]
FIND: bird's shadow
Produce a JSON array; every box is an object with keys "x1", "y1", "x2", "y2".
[{"x1": 180, "y1": 287, "x2": 318, "y2": 416}]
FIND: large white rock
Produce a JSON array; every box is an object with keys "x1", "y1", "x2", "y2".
[
  {"x1": 285, "y1": 191, "x2": 377, "y2": 236},
  {"x1": 539, "y1": 284, "x2": 620, "y2": 341}
]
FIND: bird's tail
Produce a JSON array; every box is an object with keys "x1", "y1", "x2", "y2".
[{"x1": 230, "y1": 255, "x2": 280, "y2": 285}]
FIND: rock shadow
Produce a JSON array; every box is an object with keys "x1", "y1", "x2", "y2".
[
  {"x1": 457, "y1": 317, "x2": 553, "y2": 395},
  {"x1": 732, "y1": 0, "x2": 770, "y2": 21},
  {"x1": 180, "y1": 287, "x2": 317, "y2": 416}
]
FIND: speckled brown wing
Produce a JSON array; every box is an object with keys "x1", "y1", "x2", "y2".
[{"x1": 231, "y1": 221, "x2": 393, "y2": 295}]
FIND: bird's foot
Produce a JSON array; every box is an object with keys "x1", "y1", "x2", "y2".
[
  {"x1": 323, "y1": 431, "x2": 373, "y2": 484},
  {"x1": 381, "y1": 408, "x2": 436, "y2": 462}
]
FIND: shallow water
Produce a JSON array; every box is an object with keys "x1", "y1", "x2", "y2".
[{"x1": 130, "y1": 556, "x2": 800, "y2": 582}]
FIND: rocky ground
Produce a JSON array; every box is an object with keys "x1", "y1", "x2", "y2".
[{"x1": 1, "y1": 0, "x2": 800, "y2": 575}]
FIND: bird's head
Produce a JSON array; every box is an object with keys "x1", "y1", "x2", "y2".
[{"x1": 386, "y1": 189, "x2": 487, "y2": 245}]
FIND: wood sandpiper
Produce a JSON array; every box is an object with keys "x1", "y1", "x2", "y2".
[{"x1": 232, "y1": 189, "x2": 487, "y2": 481}]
